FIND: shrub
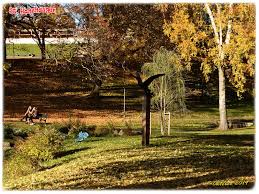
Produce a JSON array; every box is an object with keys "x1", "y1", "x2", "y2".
[
  {"x1": 93, "y1": 121, "x2": 136, "y2": 137},
  {"x1": 4, "y1": 124, "x2": 14, "y2": 140},
  {"x1": 94, "y1": 126, "x2": 111, "y2": 137},
  {"x1": 3, "y1": 126, "x2": 65, "y2": 179},
  {"x1": 15, "y1": 126, "x2": 64, "y2": 164},
  {"x1": 4, "y1": 124, "x2": 30, "y2": 140},
  {"x1": 3, "y1": 124, "x2": 28, "y2": 150},
  {"x1": 123, "y1": 120, "x2": 135, "y2": 135},
  {"x1": 3, "y1": 62, "x2": 12, "y2": 76},
  {"x1": 52, "y1": 122, "x2": 70, "y2": 134},
  {"x1": 93, "y1": 121, "x2": 120, "y2": 136},
  {"x1": 57, "y1": 118, "x2": 96, "y2": 137},
  {"x1": 106, "y1": 121, "x2": 116, "y2": 133},
  {"x1": 68, "y1": 123, "x2": 96, "y2": 137}
]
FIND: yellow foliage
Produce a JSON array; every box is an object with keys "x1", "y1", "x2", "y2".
[{"x1": 162, "y1": 3, "x2": 255, "y2": 96}]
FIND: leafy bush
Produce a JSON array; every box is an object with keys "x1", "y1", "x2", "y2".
[
  {"x1": 4, "y1": 123, "x2": 34, "y2": 141},
  {"x1": 55, "y1": 118, "x2": 96, "y2": 137},
  {"x1": 3, "y1": 62, "x2": 12, "y2": 76},
  {"x1": 94, "y1": 126, "x2": 111, "y2": 137},
  {"x1": 18, "y1": 127, "x2": 64, "y2": 162},
  {"x1": 3, "y1": 126, "x2": 65, "y2": 180},
  {"x1": 4, "y1": 124, "x2": 14, "y2": 140},
  {"x1": 68, "y1": 122, "x2": 96, "y2": 137},
  {"x1": 4, "y1": 124, "x2": 28, "y2": 148},
  {"x1": 94, "y1": 121, "x2": 137, "y2": 137},
  {"x1": 54, "y1": 118, "x2": 115, "y2": 137},
  {"x1": 52, "y1": 122, "x2": 70, "y2": 134},
  {"x1": 123, "y1": 120, "x2": 135, "y2": 135},
  {"x1": 106, "y1": 121, "x2": 116, "y2": 132}
]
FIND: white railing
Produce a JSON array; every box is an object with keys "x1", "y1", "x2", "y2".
[{"x1": 6, "y1": 37, "x2": 96, "y2": 44}]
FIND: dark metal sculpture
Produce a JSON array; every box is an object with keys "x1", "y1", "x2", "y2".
[{"x1": 133, "y1": 72, "x2": 165, "y2": 146}]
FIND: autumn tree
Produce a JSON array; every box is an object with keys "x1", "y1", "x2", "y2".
[
  {"x1": 161, "y1": 3, "x2": 255, "y2": 130},
  {"x1": 46, "y1": 4, "x2": 121, "y2": 97},
  {"x1": 5, "y1": 3, "x2": 75, "y2": 59},
  {"x1": 3, "y1": 4, "x2": 12, "y2": 60},
  {"x1": 103, "y1": 4, "x2": 172, "y2": 68},
  {"x1": 47, "y1": 4, "x2": 174, "y2": 96}
]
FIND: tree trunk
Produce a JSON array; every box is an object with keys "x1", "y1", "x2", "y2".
[
  {"x1": 142, "y1": 92, "x2": 150, "y2": 146},
  {"x1": 205, "y1": 3, "x2": 232, "y2": 131},
  {"x1": 3, "y1": 28, "x2": 7, "y2": 60},
  {"x1": 4, "y1": 36, "x2": 7, "y2": 61},
  {"x1": 90, "y1": 79, "x2": 102, "y2": 97},
  {"x1": 160, "y1": 76, "x2": 165, "y2": 135},
  {"x1": 40, "y1": 32, "x2": 46, "y2": 60},
  {"x1": 160, "y1": 110, "x2": 165, "y2": 135},
  {"x1": 40, "y1": 45, "x2": 46, "y2": 60},
  {"x1": 218, "y1": 66, "x2": 228, "y2": 130}
]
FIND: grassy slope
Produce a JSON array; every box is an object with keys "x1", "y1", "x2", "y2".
[
  {"x1": 3, "y1": 104, "x2": 255, "y2": 190},
  {"x1": 3, "y1": 58, "x2": 137, "y2": 119}
]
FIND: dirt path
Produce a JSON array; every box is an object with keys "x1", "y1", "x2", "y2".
[{"x1": 4, "y1": 111, "x2": 142, "y2": 127}]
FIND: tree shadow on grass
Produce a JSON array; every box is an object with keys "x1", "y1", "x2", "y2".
[
  {"x1": 172, "y1": 124, "x2": 218, "y2": 132},
  {"x1": 54, "y1": 147, "x2": 90, "y2": 159},
  {"x1": 152, "y1": 134, "x2": 254, "y2": 147},
  {"x1": 40, "y1": 147, "x2": 91, "y2": 171},
  {"x1": 105, "y1": 153, "x2": 254, "y2": 189},
  {"x1": 59, "y1": 134, "x2": 253, "y2": 189},
  {"x1": 52, "y1": 150, "x2": 254, "y2": 189},
  {"x1": 12, "y1": 133, "x2": 254, "y2": 190},
  {"x1": 192, "y1": 134, "x2": 254, "y2": 147},
  {"x1": 103, "y1": 134, "x2": 254, "y2": 189}
]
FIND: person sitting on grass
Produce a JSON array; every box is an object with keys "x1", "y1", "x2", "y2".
[
  {"x1": 21, "y1": 105, "x2": 32, "y2": 123},
  {"x1": 21, "y1": 106, "x2": 38, "y2": 125},
  {"x1": 27, "y1": 107, "x2": 38, "y2": 125}
]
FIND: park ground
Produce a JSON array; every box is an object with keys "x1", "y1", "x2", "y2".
[
  {"x1": 3, "y1": 114, "x2": 255, "y2": 189},
  {"x1": 6, "y1": 44, "x2": 55, "y2": 58},
  {"x1": 2, "y1": 58, "x2": 255, "y2": 189}
]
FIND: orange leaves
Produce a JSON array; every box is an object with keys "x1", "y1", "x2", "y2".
[{"x1": 153, "y1": 4, "x2": 168, "y2": 13}]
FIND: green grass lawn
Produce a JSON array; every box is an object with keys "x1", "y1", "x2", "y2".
[
  {"x1": 3, "y1": 130, "x2": 255, "y2": 189},
  {"x1": 6, "y1": 44, "x2": 56, "y2": 57},
  {"x1": 6, "y1": 44, "x2": 77, "y2": 58},
  {"x1": 3, "y1": 104, "x2": 255, "y2": 190},
  {"x1": 6, "y1": 44, "x2": 42, "y2": 57}
]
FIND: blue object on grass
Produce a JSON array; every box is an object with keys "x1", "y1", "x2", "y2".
[{"x1": 75, "y1": 131, "x2": 89, "y2": 142}]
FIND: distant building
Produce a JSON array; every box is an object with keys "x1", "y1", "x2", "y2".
[{"x1": 6, "y1": 28, "x2": 96, "y2": 44}]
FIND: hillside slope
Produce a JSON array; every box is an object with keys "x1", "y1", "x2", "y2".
[{"x1": 4, "y1": 59, "x2": 143, "y2": 122}]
